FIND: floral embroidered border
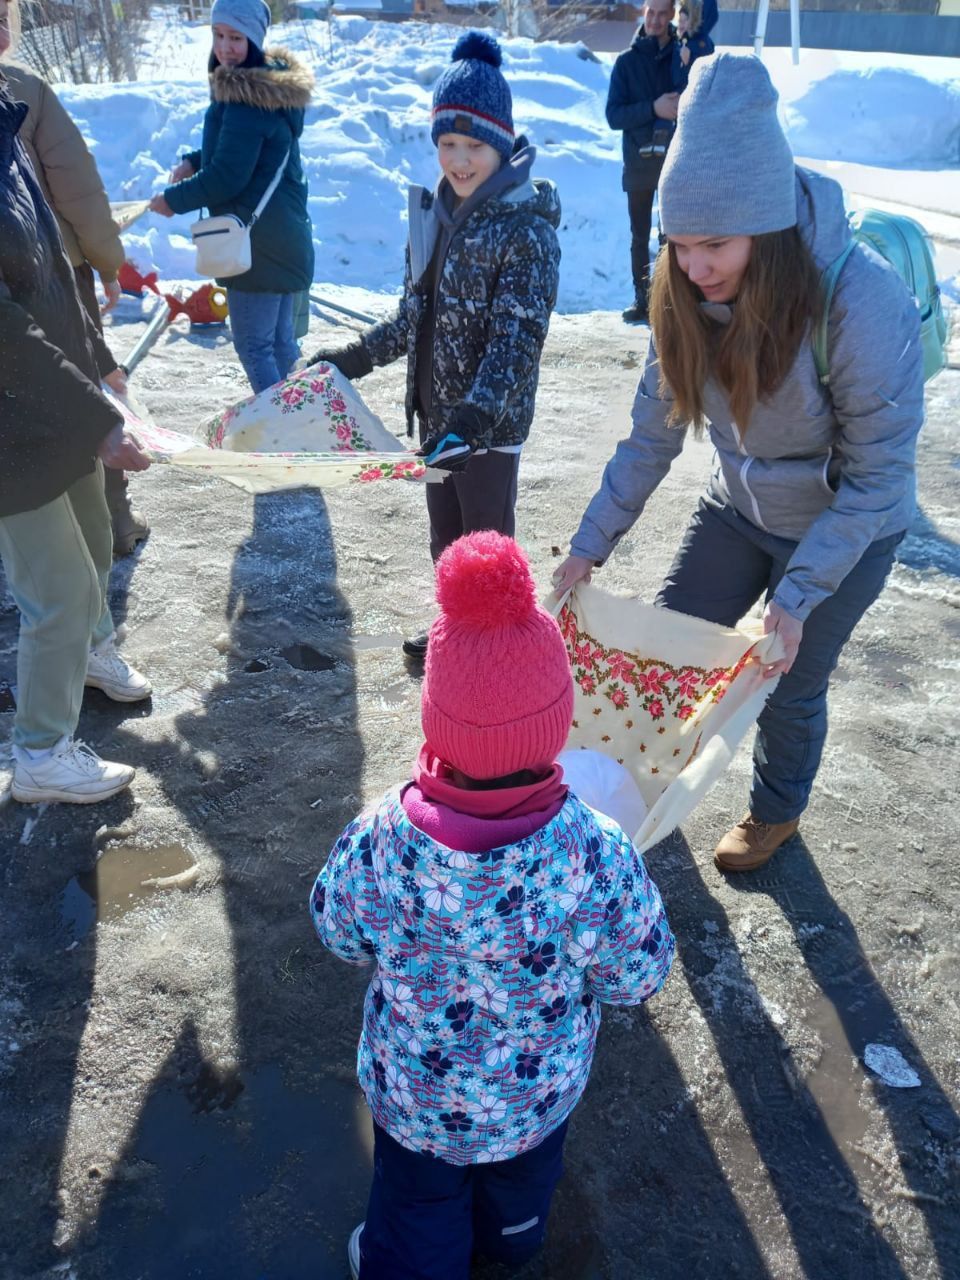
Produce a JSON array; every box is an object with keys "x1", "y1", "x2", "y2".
[{"x1": 558, "y1": 604, "x2": 754, "y2": 728}]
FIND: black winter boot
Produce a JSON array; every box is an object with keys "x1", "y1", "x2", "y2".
[
  {"x1": 401, "y1": 632, "x2": 429, "y2": 660},
  {"x1": 104, "y1": 466, "x2": 150, "y2": 557},
  {"x1": 621, "y1": 297, "x2": 649, "y2": 325}
]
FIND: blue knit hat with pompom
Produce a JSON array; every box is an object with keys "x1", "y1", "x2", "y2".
[{"x1": 431, "y1": 31, "x2": 515, "y2": 160}]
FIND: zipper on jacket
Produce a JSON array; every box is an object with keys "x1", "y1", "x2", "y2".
[{"x1": 738, "y1": 456, "x2": 768, "y2": 531}]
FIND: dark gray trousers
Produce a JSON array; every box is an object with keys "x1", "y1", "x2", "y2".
[
  {"x1": 657, "y1": 498, "x2": 903, "y2": 824},
  {"x1": 425, "y1": 451, "x2": 520, "y2": 563}
]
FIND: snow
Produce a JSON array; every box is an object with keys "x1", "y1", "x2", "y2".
[{"x1": 50, "y1": 12, "x2": 960, "y2": 311}]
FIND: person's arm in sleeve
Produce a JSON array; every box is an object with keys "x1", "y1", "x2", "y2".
[
  {"x1": 605, "y1": 54, "x2": 655, "y2": 133},
  {"x1": 309, "y1": 818, "x2": 381, "y2": 965},
  {"x1": 82, "y1": 305, "x2": 120, "y2": 378},
  {"x1": 0, "y1": 281, "x2": 121, "y2": 452},
  {"x1": 359, "y1": 247, "x2": 415, "y2": 370},
  {"x1": 699, "y1": 0, "x2": 719, "y2": 37},
  {"x1": 164, "y1": 105, "x2": 269, "y2": 215},
  {"x1": 570, "y1": 338, "x2": 686, "y2": 565},
  {"x1": 771, "y1": 264, "x2": 924, "y2": 623},
  {"x1": 453, "y1": 217, "x2": 559, "y2": 447},
  {"x1": 581, "y1": 833, "x2": 675, "y2": 1006},
  {"x1": 29, "y1": 78, "x2": 125, "y2": 283}
]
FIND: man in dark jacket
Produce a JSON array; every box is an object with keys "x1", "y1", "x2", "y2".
[
  {"x1": 0, "y1": 72, "x2": 153, "y2": 805},
  {"x1": 606, "y1": 0, "x2": 679, "y2": 323}
]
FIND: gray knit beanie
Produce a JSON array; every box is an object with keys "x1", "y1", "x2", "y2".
[
  {"x1": 659, "y1": 53, "x2": 797, "y2": 237},
  {"x1": 211, "y1": 0, "x2": 270, "y2": 51}
]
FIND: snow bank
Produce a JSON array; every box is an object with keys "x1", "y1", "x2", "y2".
[
  {"x1": 56, "y1": 13, "x2": 960, "y2": 311},
  {"x1": 783, "y1": 63, "x2": 960, "y2": 169}
]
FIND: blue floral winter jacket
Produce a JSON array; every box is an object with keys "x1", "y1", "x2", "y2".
[{"x1": 311, "y1": 788, "x2": 674, "y2": 1165}]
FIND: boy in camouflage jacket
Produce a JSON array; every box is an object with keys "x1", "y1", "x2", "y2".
[{"x1": 310, "y1": 31, "x2": 561, "y2": 656}]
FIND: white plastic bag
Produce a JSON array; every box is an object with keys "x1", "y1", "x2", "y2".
[{"x1": 558, "y1": 748, "x2": 648, "y2": 837}]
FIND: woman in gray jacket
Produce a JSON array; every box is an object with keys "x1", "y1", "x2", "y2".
[{"x1": 555, "y1": 54, "x2": 924, "y2": 873}]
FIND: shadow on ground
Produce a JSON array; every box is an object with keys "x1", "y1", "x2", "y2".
[{"x1": 2, "y1": 493, "x2": 958, "y2": 1279}]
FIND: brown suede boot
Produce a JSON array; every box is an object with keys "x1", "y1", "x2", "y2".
[{"x1": 714, "y1": 814, "x2": 800, "y2": 873}]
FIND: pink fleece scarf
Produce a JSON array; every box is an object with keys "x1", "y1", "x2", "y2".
[{"x1": 401, "y1": 746, "x2": 568, "y2": 854}]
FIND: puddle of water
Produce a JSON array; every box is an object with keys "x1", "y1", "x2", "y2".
[
  {"x1": 243, "y1": 657, "x2": 270, "y2": 673},
  {"x1": 802, "y1": 990, "x2": 872, "y2": 1172},
  {"x1": 61, "y1": 842, "x2": 196, "y2": 935},
  {"x1": 352, "y1": 632, "x2": 404, "y2": 652},
  {"x1": 97, "y1": 1065, "x2": 371, "y2": 1280},
  {"x1": 60, "y1": 874, "x2": 96, "y2": 940},
  {"x1": 186, "y1": 1061, "x2": 246, "y2": 1114},
  {"x1": 281, "y1": 643, "x2": 337, "y2": 672}
]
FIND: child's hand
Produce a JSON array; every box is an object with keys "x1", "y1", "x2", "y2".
[
  {"x1": 307, "y1": 341, "x2": 372, "y2": 382},
  {"x1": 418, "y1": 404, "x2": 494, "y2": 471},
  {"x1": 417, "y1": 431, "x2": 476, "y2": 472}
]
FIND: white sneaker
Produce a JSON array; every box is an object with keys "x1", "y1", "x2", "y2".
[
  {"x1": 347, "y1": 1222, "x2": 363, "y2": 1280},
  {"x1": 85, "y1": 637, "x2": 152, "y2": 702},
  {"x1": 12, "y1": 737, "x2": 135, "y2": 804}
]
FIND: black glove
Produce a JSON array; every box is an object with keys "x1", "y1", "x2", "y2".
[
  {"x1": 307, "y1": 340, "x2": 373, "y2": 382},
  {"x1": 417, "y1": 404, "x2": 494, "y2": 473}
]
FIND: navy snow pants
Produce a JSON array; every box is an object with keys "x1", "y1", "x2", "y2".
[{"x1": 358, "y1": 1119, "x2": 569, "y2": 1279}]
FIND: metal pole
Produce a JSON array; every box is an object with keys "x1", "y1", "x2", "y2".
[
  {"x1": 753, "y1": 0, "x2": 770, "y2": 58},
  {"x1": 119, "y1": 298, "x2": 173, "y2": 376},
  {"x1": 790, "y1": 0, "x2": 800, "y2": 65},
  {"x1": 308, "y1": 293, "x2": 376, "y2": 325}
]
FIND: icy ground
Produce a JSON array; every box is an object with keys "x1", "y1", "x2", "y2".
[
  {"x1": 47, "y1": 12, "x2": 960, "y2": 311},
  {"x1": 0, "y1": 302, "x2": 958, "y2": 1279}
]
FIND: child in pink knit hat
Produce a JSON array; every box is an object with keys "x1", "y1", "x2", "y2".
[{"x1": 311, "y1": 531, "x2": 674, "y2": 1280}]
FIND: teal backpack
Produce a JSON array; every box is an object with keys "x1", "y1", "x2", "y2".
[{"x1": 812, "y1": 209, "x2": 948, "y2": 387}]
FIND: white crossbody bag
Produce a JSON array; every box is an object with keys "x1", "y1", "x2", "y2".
[{"x1": 191, "y1": 149, "x2": 289, "y2": 279}]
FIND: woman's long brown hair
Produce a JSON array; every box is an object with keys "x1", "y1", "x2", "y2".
[{"x1": 649, "y1": 227, "x2": 822, "y2": 435}]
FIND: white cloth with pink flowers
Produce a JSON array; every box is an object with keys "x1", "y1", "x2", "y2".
[
  {"x1": 107, "y1": 364, "x2": 427, "y2": 493},
  {"x1": 552, "y1": 584, "x2": 784, "y2": 852},
  {"x1": 203, "y1": 361, "x2": 403, "y2": 455}
]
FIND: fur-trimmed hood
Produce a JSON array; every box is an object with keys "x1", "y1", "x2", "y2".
[{"x1": 210, "y1": 47, "x2": 313, "y2": 110}]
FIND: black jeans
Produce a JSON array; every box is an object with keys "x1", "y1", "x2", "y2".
[
  {"x1": 425, "y1": 450, "x2": 520, "y2": 563},
  {"x1": 627, "y1": 186, "x2": 659, "y2": 304}
]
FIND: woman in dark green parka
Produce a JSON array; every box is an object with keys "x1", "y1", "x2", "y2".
[{"x1": 150, "y1": 0, "x2": 314, "y2": 393}]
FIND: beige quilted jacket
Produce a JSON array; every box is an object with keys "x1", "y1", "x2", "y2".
[{"x1": 2, "y1": 62, "x2": 123, "y2": 280}]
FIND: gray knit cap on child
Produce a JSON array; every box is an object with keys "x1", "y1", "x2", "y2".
[
  {"x1": 431, "y1": 31, "x2": 515, "y2": 161},
  {"x1": 210, "y1": 0, "x2": 270, "y2": 50},
  {"x1": 659, "y1": 53, "x2": 797, "y2": 237}
]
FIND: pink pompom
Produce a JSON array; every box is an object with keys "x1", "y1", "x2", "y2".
[{"x1": 435, "y1": 532, "x2": 537, "y2": 629}]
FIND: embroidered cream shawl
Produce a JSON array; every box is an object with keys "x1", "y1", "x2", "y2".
[
  {"x1": 552, "y1": 584, "x2": 784, "y2": 853},
  {"x1": 106, "y1": 366, "x2": 427, "y2": 494}
]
